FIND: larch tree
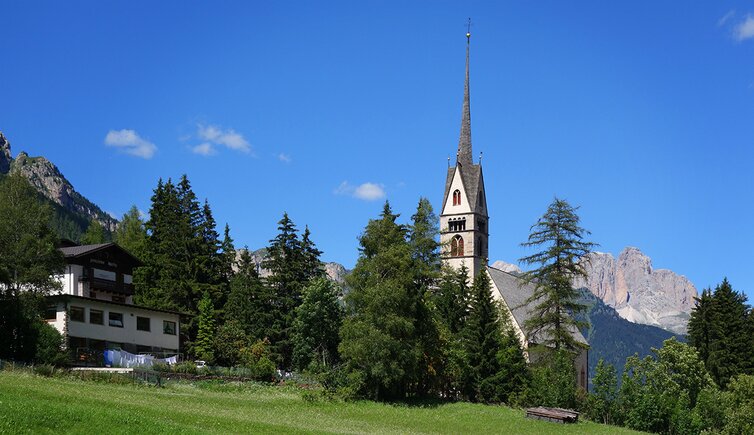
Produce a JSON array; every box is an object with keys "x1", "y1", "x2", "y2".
[
  {"x1": 114, "y1": 205, "x2": 147, "y2": 259},
  {"x1": 291, "y1": 277, "x2": 344, "y2": 371},
  {"x1": 518, "y1": 197, "x2": 595, "y2": 352}
]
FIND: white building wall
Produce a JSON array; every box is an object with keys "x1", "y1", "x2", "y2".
[{"x1": 60, "y1": 299, "x2": 180, "y2": 351}]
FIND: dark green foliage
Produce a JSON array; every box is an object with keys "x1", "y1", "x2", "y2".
[
  {"x1": 0, "y1": 295, "x2": 43, "y2": 362},
  {"x1": 214, "y1": 320, "x2": 250, "y2": 367},
  {"x1": 519, "y1": 198, "x2": 595, "y2": 352},
  {"x1": 194, "y1": 291, "x2": 216, "y2": 362},
  {"x1": 134, "y1": 175, "x2": 226, "y2": 346},
  {"x1": 489, "y1": 325, "x2": 530, "y2": 404},
  {"x1": 722, "y1": 374, "x2": 754, "y2": 434},
  {"x1": 433, "y1": 266, "x2": 471, "y2": 336},
  {"x1": 339, "y1": 201, "x2": 421, "y2": 400},
  {"x1": 262, "y1": 213, "x2": 323, "y2": 369},
  {"x1": 80, "y1": 220, "x2": 109, "y2": 245},
  {"x1": 463, "y1": 271, "x2": 503, "y2": 402},
  {"x1": 113, "y1": 205, "x2": 147, "y2": 259},
  {"x1": 291, "y1": 278, "x2": 344, "y2": 371},
  {"x1": 689, "y1": 278, "x2": 751, "y2": 389},
  {"x1": 225, "y1": 248, "x2": 270, "y2": 341},
  {"x1": 34, "y1": 322, "x2": 67, "y2": 366},
  {"x1": 0, "y1": 173, "x2": 64, "y2": 296}
]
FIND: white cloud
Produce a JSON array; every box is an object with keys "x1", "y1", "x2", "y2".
[
  {"x1": 719, "y1": 10, "x2": 736, "y2": 27},
  {"x1": 334, "y1": 181, "x2": 386, "y2": 201},
  {"x1": 104, "y1": 129, "x2": 156, "y2": 159},
  {"x1": 734, "y1": 14, "x2": 754, "y2": 41},
  {"x1": 277, "y1": 153, "x2": 291, "y2": 163},
  {"x1": 192, "y1": 143, "x2": 217, "y2": 156},
  {"x1": 197, "y1": 124, "x2": 251, "y2": 153}
]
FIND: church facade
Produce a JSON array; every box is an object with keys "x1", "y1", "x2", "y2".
[{"x1": 440, "y1": 33, "x2": 589, "y2": 389}]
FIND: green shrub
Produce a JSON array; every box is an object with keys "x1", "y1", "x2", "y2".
[
  {"x1": 34, "y1": 322, "x2": 68, "y2": 366},
  {"x1": 151, "y1": 362, "x2": 171, "y2": 372},
  {"x1": 32, "y1": 364, "x2": 56, "y2": 377},
  {"x1": 173, "y1": 361, "x2": 198, "y2": 374}
]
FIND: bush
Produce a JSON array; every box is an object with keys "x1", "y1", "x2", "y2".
[
  {"x1": 32, "y1": 364, "x2": 56, "y2": 377},
  {"x1": 173, "y1": 361, "x2": 198, "y2": 374},
  {"x1": 34, "y1": 322, "x2": 67, "y2": 366},
  {"x1": 151, "y1": 362, "x2": 171, "y2": 372}
]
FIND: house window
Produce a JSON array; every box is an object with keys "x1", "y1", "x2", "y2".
[
  {"x1": 450, "y1": 235, "x2": 464, "y2": 257},
  {"x1": 112, "y1": 295, "x2": 125, "y2": 303},
  {"x1": 163, "y1": 320, "x2": 177, "y2": 336},
  {"x1": 137, "y1": 316, "x2": 151, "y2": 332},
  {"x1": 44, "y1": 305, "x2": 58, "y2": 321},
  {"x1": 90, "y1": 309, "x2": 104, "y2": 325},
  {"x1": 70, "y1": 306, "x2": 85, "y2": 322},
  {"x1": 109, "y1": 312, "x2": 124, "y2": 328},
  {"x1": 452, "y1": 190, "x2": 462, "y2": 206}
]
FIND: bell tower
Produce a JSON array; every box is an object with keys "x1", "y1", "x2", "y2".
[{"x1": 440, "y1": 27, "x2": 489, "y2": 282}]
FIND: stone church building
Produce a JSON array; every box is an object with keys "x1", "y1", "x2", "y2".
[{"x1": 440, "y1": 33, "x2": 588, "y2": 389}]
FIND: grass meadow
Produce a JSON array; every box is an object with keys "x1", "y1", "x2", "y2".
[{"x1": 0, "y1": 371, "x2": 642, "y2": 434}]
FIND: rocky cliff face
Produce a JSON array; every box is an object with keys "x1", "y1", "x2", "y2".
[
  {"x1": 0, "y1": 131, "x2": 118, "y2": 231},
  {"x1": 0, "y1": 132, "x2": 12, "y2": 174},
  {"x1": 236, "y1": 248, "x2": 349, "y2": 286},
  {"x1": 574, "y1": 247, "x2": 697, "y2": 334},
  {"x1": 490, "y1": 260, "x2": 522, "y2": 275}
]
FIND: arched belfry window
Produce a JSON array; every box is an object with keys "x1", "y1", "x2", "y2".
[
  {"x1": 451, "y1": 235, "x2": 464, "y2": 257},
  {"x1": 452, "y1": 190, "x2": 462, "y2": 206}
]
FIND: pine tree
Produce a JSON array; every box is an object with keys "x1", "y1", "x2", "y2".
[
  {"x1": 291, "y1": 277, "x2": 344, "y2": 371},
  {"x1": 194, "y1": 290, "x2": 216, "y2": 362},
  {"x1": 80, "y1": 220, "x2": 108, "y2": 245},
  {"x1": 114, "y1": 205, "x2": 147, "y2": 259},
  {"x1": 219, "y1": 224, "x2": 236, "y2": 284},
  {"x1": 519, "y1": 197, "x2": 595, "y2": 352},
  {"x1": 463, "y1": 270, "x2": 503, "y2": 401}
]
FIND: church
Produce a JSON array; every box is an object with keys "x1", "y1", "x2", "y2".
[{"x1": 439, "y1": 31, "x2": 589, "y2": 389}]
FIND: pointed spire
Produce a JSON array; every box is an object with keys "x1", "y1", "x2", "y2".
[{"x1": 457, "y1": 21, "x2": 473, "y2": 166}]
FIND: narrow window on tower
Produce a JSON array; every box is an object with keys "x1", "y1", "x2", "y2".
[
  {"x1": 451, "y1": 235, "x2": 464, "y2": 257},
  {"x1": 453, "y1": 190, "x2": 461, "y2": 206}
]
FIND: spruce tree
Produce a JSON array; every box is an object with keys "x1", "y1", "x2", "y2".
[
  {"x1": 463, "y1": 270, "x2": 503, "y2": 402},
  {"x1": 519, "y1": 197, "x2": 595, "y2": 352},
  {"x1": 194, "y1": 290, "x2": 216, "y2": 362},
  {"x1": 434, "y1": 265, "x2": 471, "y2": 336},
  {"x1": 688, "y1": 288, "x2": 714, "y2": 366},
  {"x1": 291, "y1": 277, "x2": 344, "y2": 371},
  {"x1": 339, "y1": 201, "x2": 421, "y2": 400},
  {"x1": 708, "y1": 278, "x2": 750, "y2": 388},
  {"x1": 225, "y1": 248, "x2": 271, "y2": 341},
  {"x1": 300, "y1": 225, "x2": 324, "y2": 281}
]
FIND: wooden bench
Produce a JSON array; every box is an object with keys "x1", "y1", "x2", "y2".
[{"x1": 525, "y1": 407, "x2": 579, "y2": 424}]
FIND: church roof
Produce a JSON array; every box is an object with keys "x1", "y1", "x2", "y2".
[{"x1": 487, "y1": 265, "x2": 589, "y2": 347}]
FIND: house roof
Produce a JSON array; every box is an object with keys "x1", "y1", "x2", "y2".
[
  {"x1": 487, "y1": 265, "x2": 588, "y2": 347},
  {"x1": 59, "y1": 243, "x2": 143, "y2": 267}
]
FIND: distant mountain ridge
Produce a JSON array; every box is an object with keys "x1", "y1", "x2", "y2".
[
  {"x1": 0, "y1": 131, "x2": 117, "y2": 239},
  {"x1": 574, "y1": 247, "x2": 696, "y2": 334}
]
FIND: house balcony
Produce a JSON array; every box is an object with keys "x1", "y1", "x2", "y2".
[{"x1": 79, "y1": 277, "x2": 135, "y2": 296}]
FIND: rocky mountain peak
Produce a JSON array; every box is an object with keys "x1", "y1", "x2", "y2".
[
  {"x1": 490, "y1": 260, "x2": 522, "y2": 275},
  {"x1": 0, "y1": 131, "x2": 12, "y2": 174},
  {"x1": 575, "y1": 247, "x2": 697, "y2": 334}
]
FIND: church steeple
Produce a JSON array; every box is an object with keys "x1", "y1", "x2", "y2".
[{"x1": 457, "y1": 24, "x2": 473, "y2": 166}]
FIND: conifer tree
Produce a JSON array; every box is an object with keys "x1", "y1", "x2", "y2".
[
  {"x1": 340, "y1": 201, "x2": 421, "y2": 400},
  {"x1": 291, "y1": 277, "x2": 344, "y2": 371},
  {"x1": 300, "y1": 225, "x2": 324, "y2": 281},
  {"x1": 463, "y1": 270, "x2": 503, "y2": 401},
  {"x1": 225, "y1": 248, "x2": 271, "y2": 341},
  {"x1": 434, "y1": 265, "x2": 471, "y2": 336},
  {"x1": 219, "y1": 223, "x2": 236, "y2": 284},
  {"x1": 688, "y1": 288, "x2": 714, "y2": 366},
  {"x1": 707, "y1": 278, "x2": 750, "y2": 388},
  {"x1": 114, "y1": 205, "x2": 147, "y2": 259},
  {"x1": 519, "y1": 197, "x2": 595, "y2": 351},
  {"x1": 194, "y1": 290, "x2": 216, "y2": 362}
]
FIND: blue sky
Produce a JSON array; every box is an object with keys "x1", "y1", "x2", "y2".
[{"x1": 1, "y1": 2, "x2": 753, "y2": 299}]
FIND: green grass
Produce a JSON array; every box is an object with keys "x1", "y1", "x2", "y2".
[{"x1": 0, "y1": 371, "x2": 641, "y2": 434}]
